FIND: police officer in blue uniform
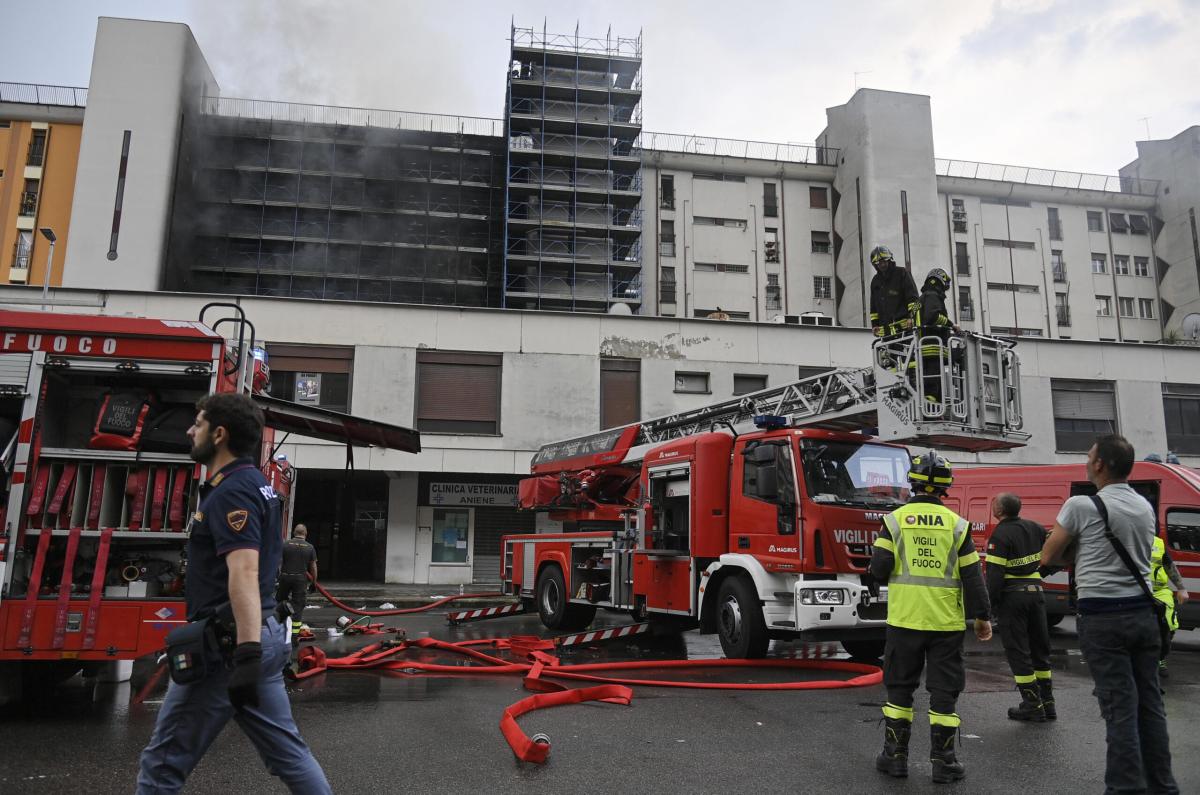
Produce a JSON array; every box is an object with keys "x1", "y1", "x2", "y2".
[{"x1": 137, "y1": 393, "x2": 330, "y2": 794}]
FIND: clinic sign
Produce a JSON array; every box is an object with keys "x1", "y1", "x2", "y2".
[{"x1": 427, "y1": 481, "x2": 519, "y2": 507}]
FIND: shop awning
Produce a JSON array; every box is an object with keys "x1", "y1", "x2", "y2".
[{"x1": 252, "y1": 394, "x2": 421, "y2": 453}]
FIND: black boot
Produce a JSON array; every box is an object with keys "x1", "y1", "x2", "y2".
[
  {"x1": 875, "y1": 717, "x2": 910, "y2": 778},
  {"x1": 1038, "y1": 679, "x2": 1057, "y2": 720},
  {"x1": 930, "y1": 723, "x2": 965, "y2": 784},
  {"x1": 1007, "y1": 683, "x2": 1046, "y2": 722}
]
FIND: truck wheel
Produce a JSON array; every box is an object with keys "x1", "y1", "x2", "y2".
[
  {"x1": 841, "y1": 638, "x2": 886, "y2": 660},
  {"x1": 717, "y1": 577, "x2": 769, "y2": 658},
  {"x1": 536, "y1": 566, "x2": 596, "y2": 631}
]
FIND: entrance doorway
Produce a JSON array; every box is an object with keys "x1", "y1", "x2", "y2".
[{"x1": 292, "y1": 469, "x2": 389, "y2": 581}]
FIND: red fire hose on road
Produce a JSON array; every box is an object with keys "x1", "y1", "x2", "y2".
[{"x1": 293, "y1": 632, "x2": 883, "y2": 763}]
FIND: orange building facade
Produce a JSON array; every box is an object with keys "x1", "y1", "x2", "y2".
[{"x1": 0, "y1": 85, "x2": 85, "y2": 288}]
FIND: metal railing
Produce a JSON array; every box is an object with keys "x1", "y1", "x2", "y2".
[
  {"x1": 506, "y1": 237, "x2": 641, "y2": 264},
  {"x1": 507, "y1": 165, "x2": 642, "y2": 193},
  {"x1": 18, "y1": 191, "x2": 38, "y2": 217},
  {"x1": 11, "y1": 241, "x2": 32, "y2": 271},
  {"x1": 512, "y1": 26, "x2": 642, "y2": 59},
  {"x1": 642, "y1": 132, "x2": 838, "y2": 166},
  {"x1": 936, "y1": 158, "x2": 1159, "y2": 196},
  {"x1": 506, "y1": 201, "x2": 641, "y2": 229},
  {"x1": 1056, "y1": 306, "x2": 1071, "y2": 326},
  {"x1": 509, "y1": 97, "x2": 642, "y2": 125},
  {"x1": 204, "y1": 96, "x2": 505, "y2": 137},
  {"x1": 959, "y1": 305, "x2": 975, "y2": 322},
  {"x1": 504, "y1": 272, "x2": 642, "y2": 302},
  {"x1": 510, "y1": 133, "x2": 641, "y2": 159},
  {"x1": 1052, "y1": 264, "x2": 1067, "y2": 282},
  {"x1": 0, "y1": 82, "x2": 87, "y2": 107}
]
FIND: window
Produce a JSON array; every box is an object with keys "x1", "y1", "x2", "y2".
[
  {"x1": 416, "y1": 351, "x2": 502, "y2": 434},
  {"x1": 1163, "y1": 383, "x2": 1200, "y2": 454},
  {"x1": 19, "y1": 179, "x2": 39, "y2": 216},
  {"x1": 674, "y1": 371, "x2": 710, "y2": 394},
  {"x1": 797, "y1": 366, "x2": 835, "y2": 381},
  {"x1": 694, "y1": 262, "x2": 749, "y2": 273},
  {"x1": 266, "y1": 344, "x2": 353, "y2": 413},
  {"x1": 809, "y1": 186, "x2": 828, "y2": 209},
  {"x1": 1055, "y1": 293, "x2": 1070, "y2": 326},
  {"x1": 693, "y1": 173, "x2": 745, "y2": 182},
  {"x1": 813, "y1": 276, "x2": 832, "y2": 299},
  {"x1": 764, "y1": 183, "x2": 778, "y2": 217},
  {"x1": 693, "y1": 216, "x2": 746, "y2": 228},
  {"x1": 1134, "y1": 256, "x2": 1150, "y2": 277},
  {"x1": 951, "y1": 198, "x2": 967, "y2": 235},
  {"x1": 431, "y1": 508, "x2": 470, "y2": 563},
  {"x1": 958, "y1": 286, "x2": 974, "y2": 321},
  {"x1": 1096, "y1": 296, "x2": 1112, "y2": 316},
  {"x1": 765, "y1": 274, "x2": 781, "y2": 310},
  {"x1": 660, "y1": 219, "x2": 675, "y2": 257},
  {"x1": 1052, "y1": 250, "x2": 1066, "y2": 282},
  {"x1": 987, "y1": 282, "x2": 1040, "y2": 294},
  {"x1": 661, "y1": 267, "x2": 676, "y2": 304},
  {"x1": 1052, "y1": 379, "x2": 1117, "y2": 452},
  {"x1": 1129, "y1": 215, "x2": 1150, "y2": 235},
  {"x1": 1114, "y1": 255, "x2": 1129, "y2": 275},
  {"x1": 811, "y1": 231, "x2": 831, "y2": 254},
  {"x1": 1091, "y1": 253, "x2": 1107, "y2": 274},
  {"x1": 600, "y1": 358, "x2": 640, "y2": 429},
  {"x1": 1048, "y1": 207, "x2": 1063, "y2": 241},
  {"x1": 1139, "y1": 298, "x2": 1155, "y2": 319},
  {"x1": 1109, "y1": 213, "x2": 1129, "y2": 233},
  {"x1": 1087, "y1": 211, "x2": 1104, "y2": 232},
  {"x1": 742, "y1": 441, "x2": 796, "y2": 517},
  {"x1": 1119, "y1": 297, "x2": 1135, "y2": 317},
  {"x1": 955, "y1": 242, "x2": 970, "y2": 276},
  {"x1": 27, "y1": 129, "x2": 47, "y2": 167},
  {"x1": 660, "y1": 174, "x2": 675, "y2": 209},
  {"x1": 733, "y1": 374, "x2": 768, "y2": 395},
  {"x1": 983, "y1": 238, "x2": 1036, "y2": 250},
  {"x1": 764, "y1": 227, "x2": 780, "y2": 263},
  {"x1": 1166, "y1": 509, "x2": 1200, "y2": 553}
]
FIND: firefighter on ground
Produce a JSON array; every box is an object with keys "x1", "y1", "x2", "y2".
[
  {"x1": 869, "y1": 245, "x2": 920, "y2": 338},
  {"x1": 986, "y1": 493, "x2": 1055, "y2": 721},
  {"x1": 1151, "y1": 534, "x2": 1190, "y2": 679},
  {"x1": 276, "y1": 523, "x2": 318, "y2": 649},
  {"x1": 915, "y1": 268, "x2": 957, "y2": 408},
  {"x1": 869, "y1": 450, "x2": 992, "y2": 783}
]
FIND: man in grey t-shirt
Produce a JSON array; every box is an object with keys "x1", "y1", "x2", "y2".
[{"x1": 1042, "y1": 435, "x2": 1177, "y2": 795}]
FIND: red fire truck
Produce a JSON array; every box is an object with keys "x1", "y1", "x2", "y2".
[
  {"x1": 945, "y1": 462, "x2": 1200, "y2": 629},
  {"x1": 0, "y1": 304, "x2": 419, "y2": 688},
  {"x1": 501, "y1": 331, "x2": 1030, "y2": 657}
]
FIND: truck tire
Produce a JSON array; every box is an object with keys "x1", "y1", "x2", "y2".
[
  {"x1": 536, "y1": 565, "x2": 596, "y2": 631},
  {"x1": 841, "y1": 638, "x2": 886, "y2": 660},
  {"x1": 716, "y1": 577, "x2": 769, "y2": 658}
]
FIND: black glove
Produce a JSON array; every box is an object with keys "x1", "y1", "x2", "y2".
[{"x1": 228, "y1": 641, "x2": 262, "y2": 711}]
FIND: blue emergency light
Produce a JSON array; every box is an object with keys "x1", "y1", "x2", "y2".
[{"x1": 753, "y1": 415, "x2": 788, "y2": 430}]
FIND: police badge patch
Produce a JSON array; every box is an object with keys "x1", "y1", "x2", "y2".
[{"x1": 227, "y1": 509, "x2": 249, "y2": 532}]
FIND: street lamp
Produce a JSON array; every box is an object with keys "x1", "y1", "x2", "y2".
[{"x1": 39, "y1": 227, "x2": 56, "y2": 310}]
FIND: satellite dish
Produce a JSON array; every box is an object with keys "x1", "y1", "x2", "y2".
[
  {"x1": 1182, "y1": 313, "x2": 1200, "y2": 340},
  {"x1": 607, "y1": 303, "x2": 633, "y2": 315}
]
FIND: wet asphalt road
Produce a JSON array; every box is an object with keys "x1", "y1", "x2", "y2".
[{"x1": 1, "y1": 604, "x2": 1198, "y2": 794}]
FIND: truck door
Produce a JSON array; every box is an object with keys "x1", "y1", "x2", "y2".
[{"x1": 730, "y1": 439, "x2": 797, "y2": 559}]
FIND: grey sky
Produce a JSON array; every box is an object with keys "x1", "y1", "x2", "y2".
[{"x1": 4, "y1": 0, "x2": 1197, "y2": 174}]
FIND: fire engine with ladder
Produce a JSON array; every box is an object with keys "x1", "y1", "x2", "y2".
[
  {"x1": 0, "y1": 304, "x2": 419, "y2": 689},
  {"x1": 501, "y1": 330, "x2": 1029, "y2": 658}
]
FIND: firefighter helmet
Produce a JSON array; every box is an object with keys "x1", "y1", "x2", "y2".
[
  {"x1": 908, "y1": 449, "x2": 953, "y2": 495},
  {"x1": 924, "y1": 267, "x2": 951, "y2": 293},
  {"x1": 870, "y1": 245, "x2": 896, "y2": 266}
]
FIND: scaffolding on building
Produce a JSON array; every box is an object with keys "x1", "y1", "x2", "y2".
[
  {"x1": 503, "y1": 22, "x2": 644, "y2": 313},
  {"x1": 169, "y1": 97, "x2": 506, "y2": 306}
]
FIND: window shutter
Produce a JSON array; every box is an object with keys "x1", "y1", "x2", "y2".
[{"x1": 1052, "y1": 384, "x2": 1115, "y2": 420}]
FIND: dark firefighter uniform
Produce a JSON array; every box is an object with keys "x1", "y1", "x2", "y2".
[
  {"x1": 869, "y1": 451, "x2": 990, "y2": 783},
  {"x1": 276, "y1": 537, "x2": 317, "y2": 648},
  {"x1": 869, "y1": 246, "x2": 920, "y2": 337},
  {"x1": 986, "y1": 515, "x2": 1054, "y2": 720},
  {"x1": 914, "y1": 268, "x2": 954, "y2": 407}
]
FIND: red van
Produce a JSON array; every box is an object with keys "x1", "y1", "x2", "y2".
[{"x1": 945, "y1": 462, "x2": 1200, "y2": 629}]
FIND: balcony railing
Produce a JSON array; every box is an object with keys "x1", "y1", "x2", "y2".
[
  {"x1": 1052, "y1": 265, "x2": 1067, "y2": 283},
  {"x1": 509, "y1": 98, "x2": 642, "y2": 126},
  {"x1": 1056, "y1": 306, "x2": 1071, "y2": 326},
  {"x1": 642, "y1": 132, "x2": 838, "y2": 166},
  {"x1": 659, "y1": 238, "x2": 676, "y2": 257},
  {"x1": 959, "y1": 305, "x2": 975, "y2": 322},
  {"x1": 936, "y1": 158, "x2": 1160, "y2": 196},
  {"x1": 0, "y1": 82, "x2": 87, "y2": 107},
  {"x1": 11, "y1": 242, "x2": 32, "y2": 272},
  {"x1": 511, "y1": 26, "x2": 642, "y2": 59},
  {"x1": 204, "y1": 95, "x2": 505, "y2": 137},
  {"x1": 507, "y1": 165, "x2": 641, "y2": 194},
  {"x1": 509, "y1": 133, "x2": 641, "y2": 159},
  {"x1": 506, "y1": 201, "x2": 641, "y2": 229},
  {"x1": 18, "y1": 191, "x2": 38, "y2": 217}
]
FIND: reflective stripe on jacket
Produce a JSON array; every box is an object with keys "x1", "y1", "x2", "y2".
[{"x1": 875, "y1": 502, "x2": 977, "y2": 631}]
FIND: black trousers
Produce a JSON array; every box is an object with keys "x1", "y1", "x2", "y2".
[
  {"x1": 997, "y1": 589, "x2": 1051, "y2": 679},
  {"x1": 275, "y1": 575, "x2": 309, "y2": 623},
  {"x1": 883, "y1": 626, "x2": 965, "y2": 715}
]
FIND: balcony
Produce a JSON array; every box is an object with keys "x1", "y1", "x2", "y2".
[
  {"x1": 18, "y1": 191, "x2": 38, "y2": 217},
  {"x1": 1057, "y1": 306, "x2": 1071, "y2": 326},
  {"x1": 1052, "y1": 265, "x2": 1067, "y2": 283},
  {"x1": 659, "y1": 237, "x2": 676, "y2": 257},
  {"x1": 959, "y1": 305, "x2": 975, "y2": 322}
]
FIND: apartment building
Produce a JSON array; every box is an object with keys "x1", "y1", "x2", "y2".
[{"x1": 0, "y1": 83, "x2": 84, "y2": 288}]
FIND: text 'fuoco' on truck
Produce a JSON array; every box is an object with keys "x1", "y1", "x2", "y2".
[{"x1": 501, "y1": 330, "x2": 1028, "y2": 658}]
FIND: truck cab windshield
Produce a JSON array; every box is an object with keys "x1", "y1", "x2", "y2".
[{"x1": 801, "y1": 440, "x2": 910, "y2": 509}]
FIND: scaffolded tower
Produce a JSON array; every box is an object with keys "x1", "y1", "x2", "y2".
[{"x1": 503, "y1": 23, "x2": 644, "y2": 312}]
